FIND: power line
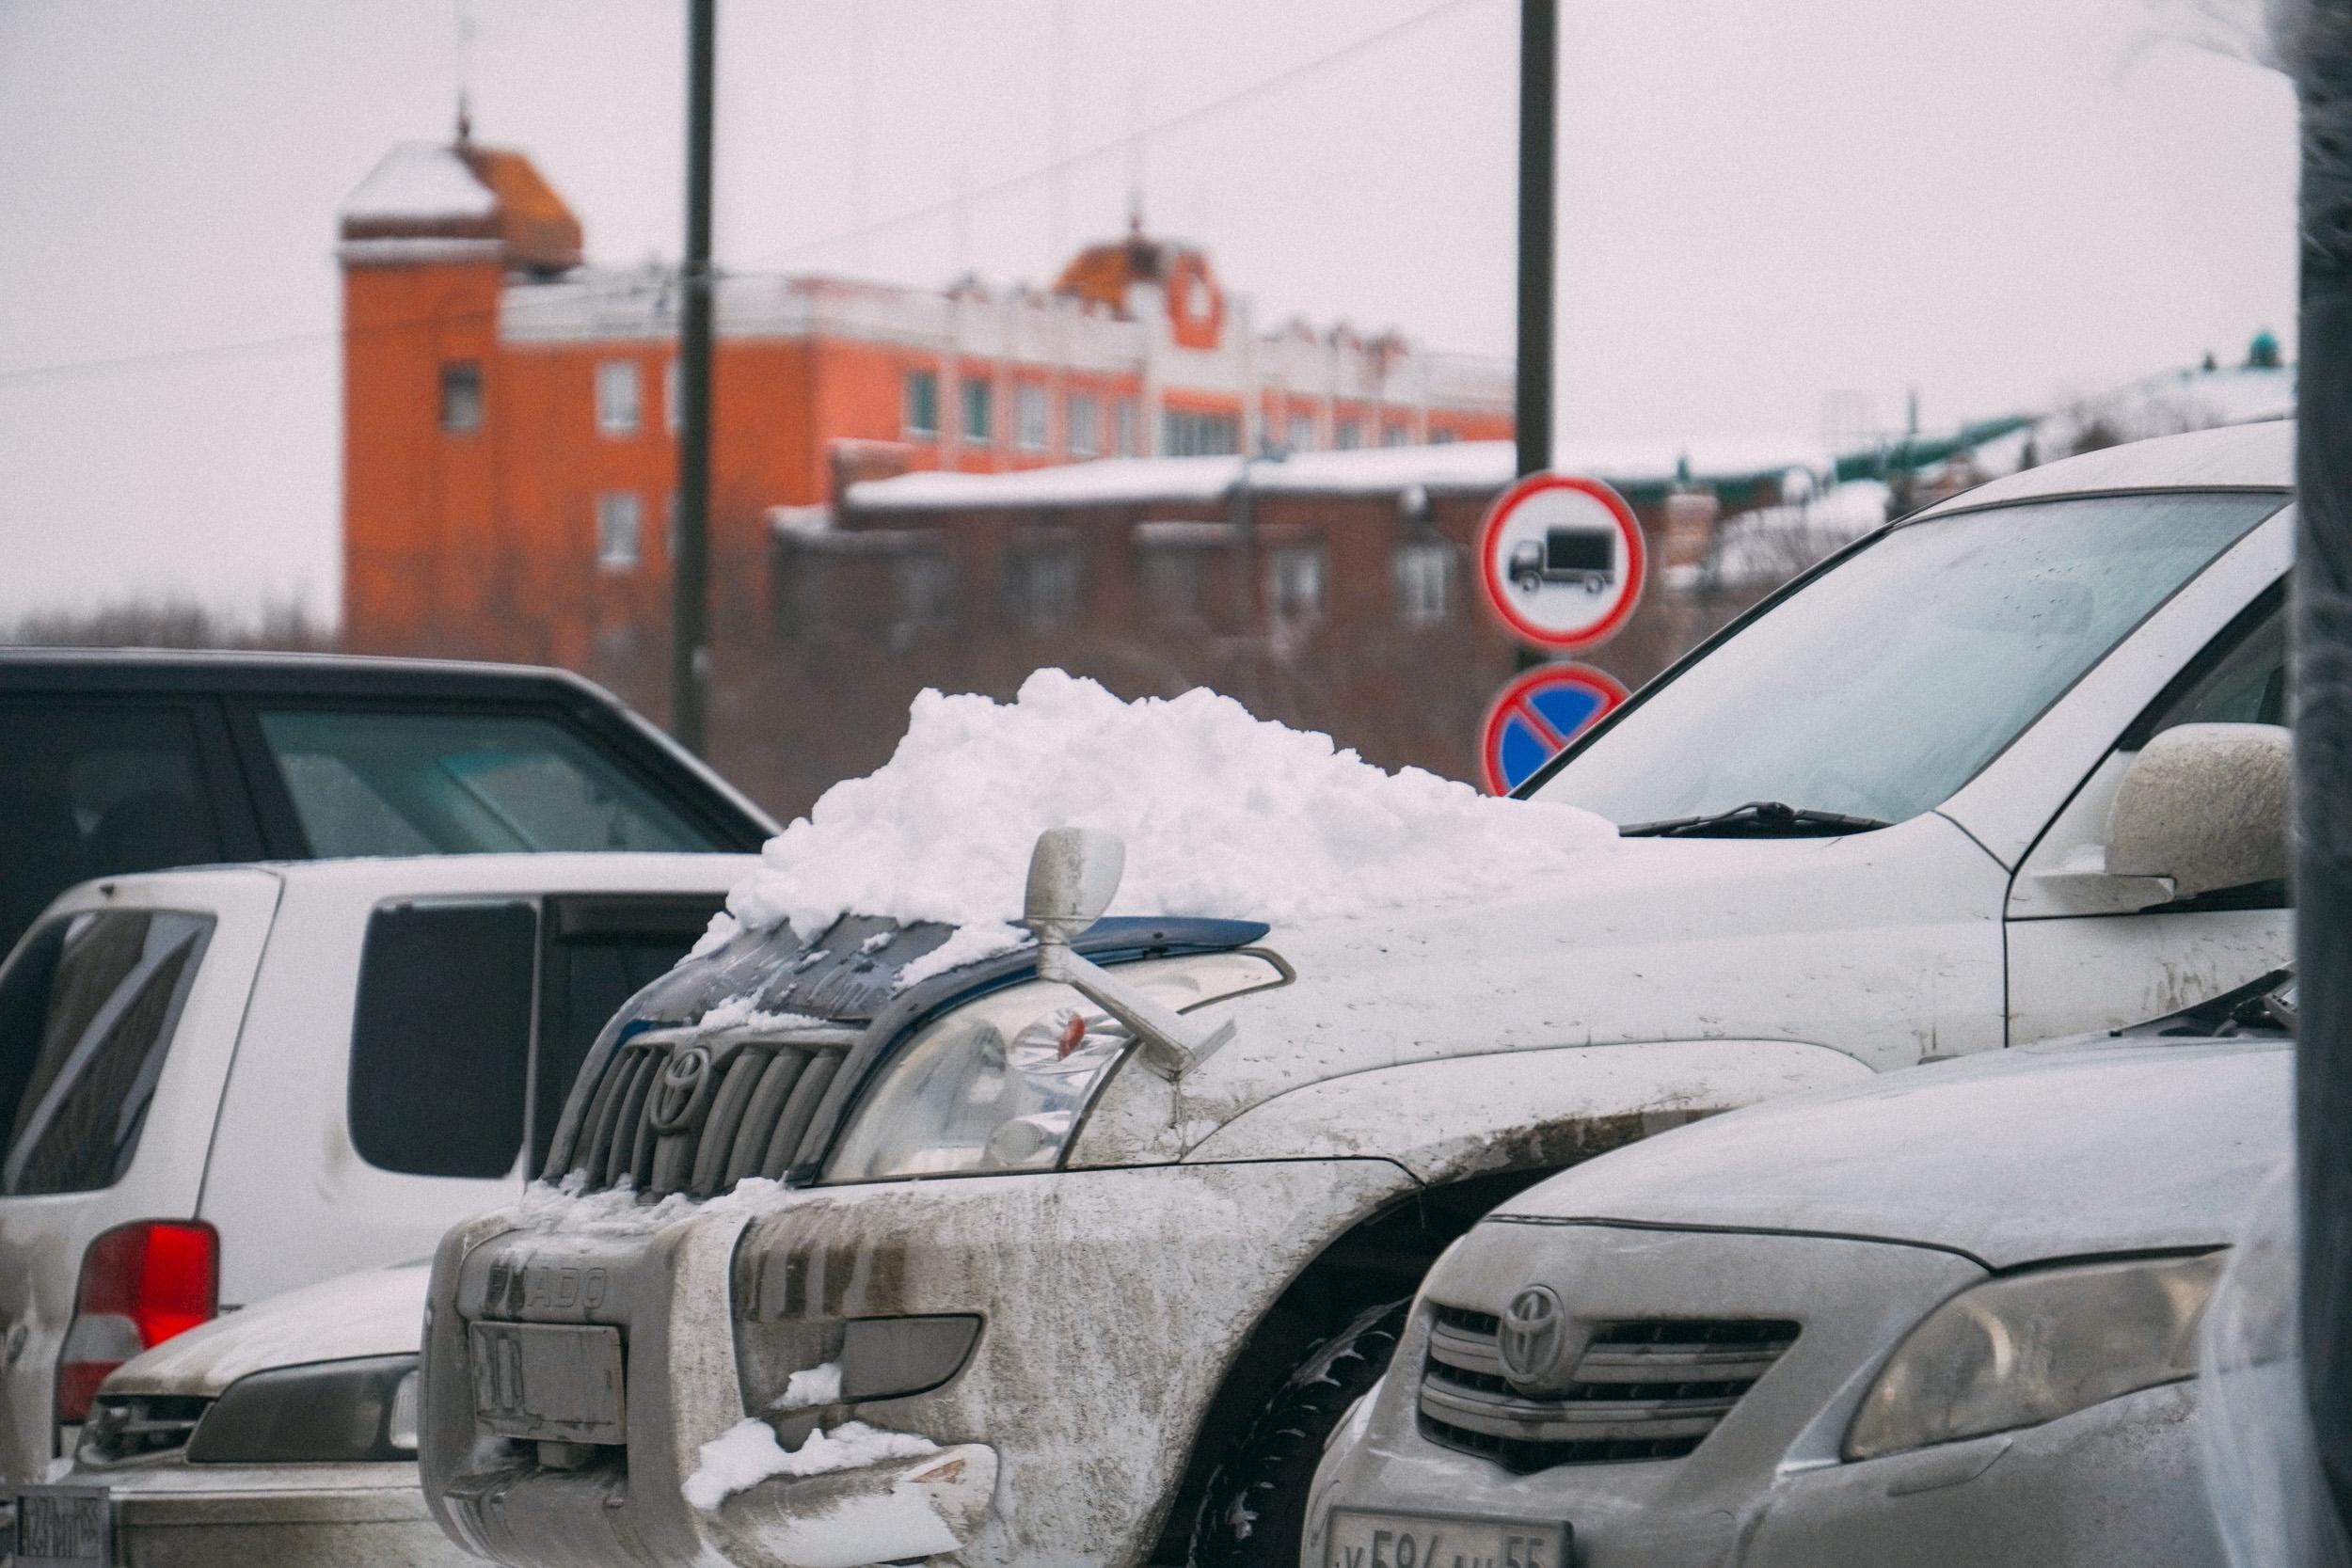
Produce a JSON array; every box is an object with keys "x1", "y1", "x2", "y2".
[{"x1": 0, "y1": 0, "x2": 1499, "y2": 390}]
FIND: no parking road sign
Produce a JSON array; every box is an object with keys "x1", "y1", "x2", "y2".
[
  {"x1": 1477, "y1": 473, "x2": 1646, "y2": 651},
  {"x1": 1481, "y1": 663, "x2": 1628, "y2": 797}
]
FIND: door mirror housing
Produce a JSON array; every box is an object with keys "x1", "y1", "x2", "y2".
[
  {"x1": 2106, "y1": 722, "x2": 2291, "y2": 899},
  {"x1": 1023, "y1": 827, "x2": 1125, "y2": 944}
]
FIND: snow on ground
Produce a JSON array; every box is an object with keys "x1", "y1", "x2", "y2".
[
  {"x1": 340, "y1": 142, "x2": 495, "y2": 223},
  {"x1": 684, "y1": 1418, "x2": 938, "y2": 1511},
  {"x1": 722, "y1": 668, "x2": 1617, "y2": 946}
]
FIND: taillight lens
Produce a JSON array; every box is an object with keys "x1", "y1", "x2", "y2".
[{"x1": 56, "y1": 1220, "x2": 219, "y2": 1424}]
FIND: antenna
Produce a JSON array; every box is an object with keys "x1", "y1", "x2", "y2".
[
  {"x1": 453, "y1": 0, "x2": 477, "y2": 142},
  {"x1": 1127, "y1": 66, "x2": 1149, "y2": 233}
]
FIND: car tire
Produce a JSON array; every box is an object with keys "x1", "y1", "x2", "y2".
[{"x1": 1187, "y1": 1298, "x2": 1410, "y2": 1568}]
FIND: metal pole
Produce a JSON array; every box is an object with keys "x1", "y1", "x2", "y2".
[
  {"x1": 671, "y1": 0, "x2": 717, "y2": 753},
  {"x1": 1515, "y1": 0, "x2": 1555, "y2": 483},
  {"x1": 1513, "y1": 0, "x2": 1557, "y2": 673},
  {"x1": 2295, "y1": 1, "x2": 2352, "y2": 1545}
]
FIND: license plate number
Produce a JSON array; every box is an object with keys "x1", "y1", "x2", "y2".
[
  {"x1": 12, "y1": 1485, "x2": 111, "y2": 1568},
  {"x1": 469, "y1": 1321, "x2": 627, "y2": 1444},
  {"x1": 1323, "y1": 1508, "x2": 1567, "y2": 1568}
]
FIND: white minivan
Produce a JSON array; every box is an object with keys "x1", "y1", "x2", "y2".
[
  {"x1": 420, "y1": 425, "x2": 2299, "y2": 1568},
  {"x1": 0, "y1": 853, "x2": 748, "y2": 1491}
]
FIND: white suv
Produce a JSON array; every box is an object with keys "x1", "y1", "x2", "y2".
[
  {"x1": 420, "y1": 425, "x2": 2296, "y2": 1568},
  {"x1": 0, "y1": 852, "x2": 749, "y2": 1489}
]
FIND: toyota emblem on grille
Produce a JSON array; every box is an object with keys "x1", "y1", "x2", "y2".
[
  {"x1": 1498, "y1": 1284, "x2": 1571, "y2": 1391},
  {"x1": 647, "y1": 1045, "x2": 717, "y2": 1133}
]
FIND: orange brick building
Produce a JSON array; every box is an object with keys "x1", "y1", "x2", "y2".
[{"x1": 338, "y1": 133, "x2": 1515, "y2": 681}]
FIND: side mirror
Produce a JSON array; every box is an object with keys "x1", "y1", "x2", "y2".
[
  {"x1": 2106, "y1": 722, "x2": 2291, "y2": 899},
  {"x1": 1019, "y1": 827, "x2": 1234, "y2": 1078},
  {"x1": 1023, "y1": 827, "x2": 1125, "y2": 943}
]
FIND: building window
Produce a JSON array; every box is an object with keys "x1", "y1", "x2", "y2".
[
  {"x1": 1268, "y1": 544, "x2": 1328, "y2": 620},
  {"x1": 1164, "y1": 409, "x2": 1240, "y2": 458},
  {"x1": 596, "y1": 360, "x2": 642, "y2": 435},
  {"x1": 440, "y1": 362, "x2": 484, "y2": 433},
  {"x1": 1111, "y1": 398, "x2": 1138, "y2": 456},
  {"x1": 905, "y1": 368, "x2": 940, "y2": 438},
  {"x1": 961, "y1": 379, "x2": 993, "y2": 443},
  {"x1": 1069, "y1": 392, "x2": 1100, "y2": 457},
  {"x1": 596, "y1": 493, "x2": 643, "y2": 570},
  {"x1": 1003, "y1": 544, "x2": 1081, "y2": 629},
  {"x1": 1394, "y1": 541, "x2": 1455, "y2": 624},
  {"x1": 1284, "y1": 414, "x2": 1314, "y2": 453},
  {"x1": 1334, "y1": 419, "x2": 1362, "y2": 451},
  {"x1": 892, "y1": 552, "x2": 959, "y2": 639},
  {"x1": 665, "y1": 360, "x2": 681, "y2": 434},
  {"x1": 1429, "y1": 426, "x2": 1458, "y2": 445},
  {"x1": 1381, "y1": 421, "x2": 1410, "y2": 448},
  {"x1": 1016, "y1": 384, "x2": 1051, "y2": 452},
  {"x1": 1138, "y1": 545, "x2": 1204, "y2": 620}
]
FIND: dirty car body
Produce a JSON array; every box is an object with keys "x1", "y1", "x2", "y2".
[
  {"x1": 1307, "y1": 978, "x2": 2295, "y2": 1568},
  {"x1": 418, "y1": 425, "x2": 2303, "y2": 1568},
  {"x1": 21, "y1": 1262, "x2": 466, "y2": 1568}
]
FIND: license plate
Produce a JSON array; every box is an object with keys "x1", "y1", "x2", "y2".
[
  {"x1": 1323, "y1": 1507, "x2": 1568, "y2": 1568},
  {"x1": 469, "y1": 1321, "x2": 627, "y2": 1444},
  {"x1": 12, "y1": 1485, "x2": 111, "y2": 1568}
]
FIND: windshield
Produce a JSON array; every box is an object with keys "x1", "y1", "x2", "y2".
[{"x1": 1533, "y1": 490, "x2": 2282, "y2": 828}]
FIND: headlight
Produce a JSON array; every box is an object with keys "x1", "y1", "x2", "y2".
[
  {"x1": 186, "y1": 1354, "x2": 420, "y2": 1465},
  {"x1": 825, "y1": 951, "x2": 1283, "y2": 1181},
  {"x1": 1844, "y1": 1251, "x2": 2222, "y2": 1460}
]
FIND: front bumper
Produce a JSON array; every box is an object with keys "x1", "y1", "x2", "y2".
[
  {"x1": 421, "y1": 1158, "x2": 1412, "y2": 1568},
  {"x1": 19, "y1": 1461, "x2": 469, "y2": 1568},
  {"x1": 1307, "y1": 1220, "x2": 2226, "y2": 1568}
]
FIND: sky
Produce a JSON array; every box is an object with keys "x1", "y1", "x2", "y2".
[{"x1": 0, "y1": 0, "x2": 2301, "y2": 626}]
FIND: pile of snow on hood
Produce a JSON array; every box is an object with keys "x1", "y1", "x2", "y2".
[{"x1": 718, "y1": 669, "x2": 1616, "y2": 944}]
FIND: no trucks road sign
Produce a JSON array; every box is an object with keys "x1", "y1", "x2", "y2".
[
  {"x1": 1477, "y1": 473, "x2": 1647, "y2": 651},
  {"x1": 1481, "y1": 663, "x2": 1629, "y2": 796}
]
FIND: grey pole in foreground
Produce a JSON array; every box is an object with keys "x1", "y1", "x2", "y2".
[
  {"x1": 1515, "y1": 0, "x2": 1555, "y2": 483},
  {"x1": 2297, "y1": 2, "x2": 2352, "y2": 1545},
  {"x1": 1512, "y1": 0, "x2": 1556, "y2": 674},
  {"x1": 671, "y1": 0, "x2": 717, "y2": 754}
]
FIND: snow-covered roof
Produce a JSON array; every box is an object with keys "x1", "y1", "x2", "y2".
[
  {"x1": 341, "y1": 142, "x2": 498, "y2": 224},
  {"x1": 2038, "y1": 362, "x2": 2294, "y2": 451},
  {"x1": 846, "y1": 438, "x2": 1832, "y2": 513},
  {"x1": 1678, "y1": 480, "x2": 1891, "y2": 592}
]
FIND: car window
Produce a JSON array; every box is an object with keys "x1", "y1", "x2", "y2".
[
  {"x1": 0, "y1": 910, "x2": 214, "y2": 1196},
  {"x1": 255, "y1": 708, "x2": 720, "y2": 857},
  {"x1": 2136, "y1": 590, "x2": 2286, "y2": 737},
  {"x1": 0, "y1": 703, "x2": 230, "y2": 959},
  {"x1": 348, "y1": 902, "x2": 537, "y2": 1180},
  {"x1": 1532, "y1": 491, "x2": 2282, "y2": 827}
]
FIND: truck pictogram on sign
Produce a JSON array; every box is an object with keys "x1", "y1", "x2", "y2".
[{"x1": 1477, "y1": 474, "x2": 1646, "y2": 651}]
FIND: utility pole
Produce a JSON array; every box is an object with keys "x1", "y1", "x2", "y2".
[
  {"x1": 671, "y1": 0, "x2": 717, "y2": 754},
  {"x1": 2295, "y1": 0, "x2": 2352, "y2": 1548},
  {"x1": 1513, "y1": 0, "x2": 1557, "y2": 670}
]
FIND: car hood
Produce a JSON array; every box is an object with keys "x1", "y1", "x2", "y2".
[
  {"x1": 1489, "y1": 1035, "x2": 2291, "y2": 1268},
  {"x1": 104, "y1": 1263, "x2": 430, "y2": 1399}
]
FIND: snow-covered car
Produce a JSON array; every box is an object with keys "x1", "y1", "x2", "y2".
[
  {"x1": 0, "y1": 853, "x2": 747, "y2": 1495},
  {"x1": 12, "y1": 1263, "x2": 466, "y2": 1568},
  {"x1": 1304, "y1": 974, "x2": 2296, "y2": 1568},
  {"x1": 417, "y1": 423, "x2": 2297, "y2": 1568}
]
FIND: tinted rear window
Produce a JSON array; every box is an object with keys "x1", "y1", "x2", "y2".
[
  {"x1": 348, "y1": 902, "x2": 537, "y2": 1180},
  {"x1": 256, "y1": 709, "x2": 720, "y2": 856},
  {"x1": 0, "y1": 702, "x2": 229, "y2": 958},
  {"x1": 0, "y1": 910, "x2": 213, "y2": 1196}
]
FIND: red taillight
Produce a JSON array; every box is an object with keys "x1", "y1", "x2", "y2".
[{"x1": 56, "y1": 1220, "x2": 218, "y2": 1424}]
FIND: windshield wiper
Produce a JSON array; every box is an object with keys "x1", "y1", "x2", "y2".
[{"x1": 1619, "y1": 800, "x2": 1892, "y2": 838}]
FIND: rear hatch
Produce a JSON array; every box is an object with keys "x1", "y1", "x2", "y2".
[{"x1": 0, "y1": 869, "x2": 278, "y2": 1483}]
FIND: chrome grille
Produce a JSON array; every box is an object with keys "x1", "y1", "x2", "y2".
[
  {"x1": 1418, "y1": 1306, "x2": 1798, "y2": 1472},
  {"x1": 555, "y1": 1023, "x2": 859, "y2": 1198},
  {"x1": 82, "y1": 1393, "x2": 210, "y2": 1463}
]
